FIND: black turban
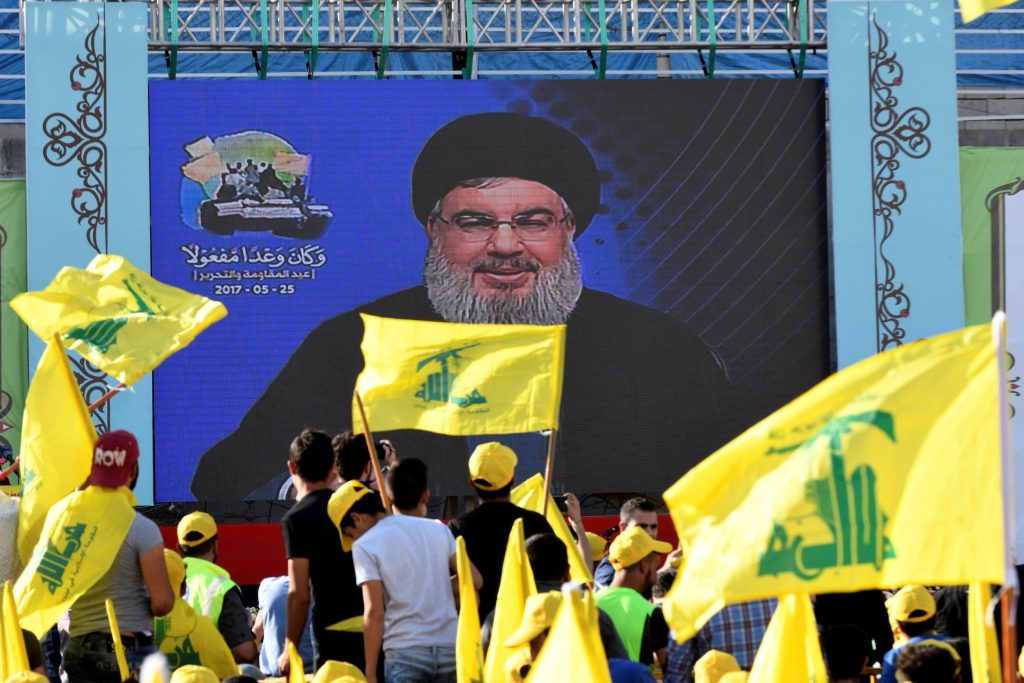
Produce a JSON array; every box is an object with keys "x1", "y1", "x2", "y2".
[{"x1": 411, "y1": 112, "x2": 601, "y2": 238}]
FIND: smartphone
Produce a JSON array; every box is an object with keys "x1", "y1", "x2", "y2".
[{"x1": 554, "y1": 495, "x2": 569, "y2": 513}]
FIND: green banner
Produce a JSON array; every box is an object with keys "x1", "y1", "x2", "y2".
[
  {"x1": 0, "y1": 179, "x2": 26, "y2": 488},
  {"x1": 960, "y1": 147, "x2": 1024, "y2": 324}
]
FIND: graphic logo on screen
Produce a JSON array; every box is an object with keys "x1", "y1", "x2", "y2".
[
  {"x1": 415, "y1": 343, "x2": 488, "y2": 408},
  {"x1": 180, "y1": 131, "x2": 332, "y2": 240}
]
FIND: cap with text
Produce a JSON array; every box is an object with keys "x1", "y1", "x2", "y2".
[
  {"x1": 90, "y1": 429, "x2": 139, "y2": 488},
  {"x1": 177, "y1": 511, "x2": 218, "y2": 548},
  {"x1": 504, "y1": 591, "x2": 563, "y2": 648},
  {"x1": 886, "y1": 585, "x2": 936, "y2": 623},
  {"x1": 468, "y1": 442, "x2": 517, "y2": 491},
  {"x1": 328, "y1": 481, "x2": 374, "y2": 551},
  {"x1": 608, "y1": 526, "x2": 672, "y2": 570}
]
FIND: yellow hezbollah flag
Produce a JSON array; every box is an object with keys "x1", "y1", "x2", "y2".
[
  {"x1": 967, "y1": 582, "x2": 1002, "y2": 683},
  {"x1": 155, "y1": 599, "x2": 240, "y2": 679},
  {"x1": 746, "y1": 594, "x2": 826, "y2": 683},
  {"x1": 483, "y1": 519, "x2": 536, "y2": 683},
  {"x1": 511, "y1": 474, "x2": 593, "y2": 584},
  {"x1": 526, "y1": 590, "x2": 611, "y2": 683},
  {"x1": 0, "y1": 581, "x2": 29, "y2": 680},
  {"x1": 16, "y1": 336, "x2": 97, "y2": 564},
  {"x1": 10, "y1": 254, "x2": 227, "y2": 386},
  {"x1": 960, "y1": 0, "x2": 1015, "y2": 24},
  {"x1": 663, "y1": 323, "x2": 1006, "y2": 641},
  {"x1": 15, "y1": 486, "x2": 137, "y2": 637},
  {"x1": 354, "y1": 315, "x2": 565, "y2": 435},
  {"x1": 455, "y1": 536, "x2": 483, "y2": 683}
]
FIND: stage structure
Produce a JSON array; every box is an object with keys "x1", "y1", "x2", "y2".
[{"x1": 135, "y1": 0, "x2": 828, "y2": 78}]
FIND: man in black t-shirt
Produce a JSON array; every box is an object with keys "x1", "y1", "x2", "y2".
[
  {"x1": 449, "y1": 442, "x2": 553, "y2": 618},
  {"x1": 278, "y1": 429, "x2": 364, "y2": 676}
]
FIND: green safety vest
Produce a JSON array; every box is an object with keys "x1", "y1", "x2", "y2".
[
  {"x1": 595, "y1": 586, "x2": 655, "y2": 662},
  {"x1": 183, "y1": 557, "x2": 238, "y2": 627}
]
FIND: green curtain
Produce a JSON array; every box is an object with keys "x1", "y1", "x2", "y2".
[{"x1": 0, "y1": 179, "x2": 26, "y2": 489}]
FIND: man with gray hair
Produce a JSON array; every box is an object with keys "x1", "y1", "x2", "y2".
[{"x1": 193, "y1": 112, "x2": 736, "y2": 501}]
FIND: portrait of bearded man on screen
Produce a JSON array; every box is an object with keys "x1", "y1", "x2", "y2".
[{"x1": 192, "y1": 112, "x2": 738, "y2": 501}]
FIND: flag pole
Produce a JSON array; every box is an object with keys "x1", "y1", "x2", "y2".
[
  {"x1": 353, "y1": 390, "x2": 392, "y2": 510},
  {"x1": 541, "y1": 428, "x2": 558, "y2": 516},
  {"x1": 993, "y1": 311, "x2": 1018, "y2": 683},
  {"x1": 87, "y1": 383, "x2": 127, "y2": 414}
]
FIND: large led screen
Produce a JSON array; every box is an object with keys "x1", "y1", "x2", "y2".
[{"x1": 150, "y1": 80, "x2": 831, "y2": 502}]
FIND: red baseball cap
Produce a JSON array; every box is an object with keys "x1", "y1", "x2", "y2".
[{"x1": 90, "y1": 430, "x2": 139, "y2": 488}]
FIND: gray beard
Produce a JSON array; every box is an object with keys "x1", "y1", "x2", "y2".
[{"x1": 423, "y1": 242, "x2": 583, "y2": 325}]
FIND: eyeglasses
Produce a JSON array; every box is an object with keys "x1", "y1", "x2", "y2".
[{"x1": 433, "y1": 211, "x2": 571, "y2": 243}]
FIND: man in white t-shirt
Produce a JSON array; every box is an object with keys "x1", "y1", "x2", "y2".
[{"x1": 328, "y1": 479, "x2": 481, "y2": 683}]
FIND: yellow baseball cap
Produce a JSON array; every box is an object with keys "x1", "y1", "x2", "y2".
[
  {"x1": 169, "y1": 665, "x2": 219, "y2": 683},
  {"x1": 327, "y1": 481, "x2": 375, "y2": 551},
  {"x1": 886, "y1": 585, "x2": 936, "y2": 623},
  {"x1": 468, "y1": 442, "x2": 517, "y2": 491},
  {"x1": 694, "y1": 650, "x2": 740, "y2": 683},
  {"x1": 164, "y1": 549, "x2": 186, "y2": 594},
  {"x1": 313, "y1": 660, "x2": 368, "y2": 682},
  {"x1": 719, "y1": 673, "x2": 748, "y2": 683},
  {"x1": 608, "y1": 526, "x2": 672, "y2": 570},
  {"x1": 176, "y1": 511, "x2": 217, "y2": 547},
  {"x1": 504, "y1": 592, "x2": 563, "y2": 647},
  {"x1": 586, "y1": 532, "x2": 608, "y2": 560}
]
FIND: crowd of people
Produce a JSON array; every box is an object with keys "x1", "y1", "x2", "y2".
[{"x1": 1, "y1": 428, "x2": 1018, "y2": 683}]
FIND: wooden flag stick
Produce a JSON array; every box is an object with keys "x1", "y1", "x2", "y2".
[
  {"x1": 353, "y1": 390, "x2": 392, "y2": 510},
  {"x1": 541, "y1": 427, "x2": 559, "y2": 517},
  {"x1": 1002, "y1": 589, "x2": 1018, "y2": 683},
  {"x1": 87, "y1": 383, "x2": 127, "y2": 414}
]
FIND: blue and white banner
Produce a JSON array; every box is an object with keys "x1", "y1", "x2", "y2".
[
  {"x1": 25, "y1": 3, "x2": 153, "y2": 503},
  {"x1": 828, "y1": 0, "x2": 964, "y2": 368}
]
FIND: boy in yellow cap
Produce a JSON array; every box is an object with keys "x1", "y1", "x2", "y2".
[
  {"x1": 880, "y1": 586, "x2": 952, "y2": 683},
  {"x1": 448, "y1": 442, "x2": 553, "y2": 619},
  {"x1": 329, "y1": 481, "x2": 481, "y2": 683},
  {"x1": 176, "y1": 511, "x2": 258, "y2": 665},
  {"x1": 596, "y1": 526, "x2": 672, "y2": 671}
]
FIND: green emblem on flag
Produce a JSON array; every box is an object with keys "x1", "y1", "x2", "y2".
[
  {"x1": 758, "y1": 411, "x2": 897, "y2": 580},
  {"x1": 414, "y1": 343, "x2": 488, "y2": 408},
  {"x1": 63, "y1": 279, "x2": 155, "y2": 353}
]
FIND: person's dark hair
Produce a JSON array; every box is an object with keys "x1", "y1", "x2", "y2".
[
  {"x1": 339, "y1": 493, "x2": 386, "y2": 530},
  {"x1": 652, "y1": 568, "x2": 676, "y2": 600},
  {"x1": 21, "y1": 629, "x2": 43, "y2": 671},
  {"x1": 388, "y1": 458, "x2": 428, "y2": 511},
  {"x1": 895, "y1": 641, "x2": 959, "y2": 683},
  {"x1": 475, "y1": 481, "x2": 513, "y2": 500},
  {"x1": 897, "y1": 614, "x2": 937, "y2": 638},
  {"x1": 289, "y1": 429, "x2": 334, "y2": 483},
  {"x1": 179, "y1": 535, "x2": 218, "y2": 558},
  {"x1": 333, "y1": 431, "x2": 385, "y2": 482},
  {"x1": 222, "y1": 678, "x2": 259, "y2": 683},
  {"x1": 620, "y1": 497, "x2": 656, "y2": 521},
  {"x1": 526, "y1": 533, "x2": 569, "y2": 582},
  {"x1": 820, "y1": 624, "x2": 870, "y2": 679}
]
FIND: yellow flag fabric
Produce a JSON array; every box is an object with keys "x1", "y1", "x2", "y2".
[
  {"x1": 967, "y1": 583, "x2": 1002, "y2": 683},
  {"x1": 483, "y1": 519, "x2": 536, "y2": 683},
  {"x1": 287, "y1": 642, "x2": 304, "y2": 683},
  {"x1": 663, "y1": 323, "x2": 1006, "y2": 641},
  {"x1": 155, "y1": 598, "x2": 241, "y2": 679},
  {"x1": 455, "y1": 536, "x2": 484, "y2": 683},
  {"x1": 354, "y1": 315, "x2": 565, "y2": 435},
  {"x1": 746, "y1": 594, "x2": 826, "y2": 683},
  {"x1": 15, "y1": 486, "x2": 137, "y2": 637},
  {"x1": 511, "y1": 474, "x2": 593, "y2": 584},
  {"x1": 10, "y1": 254, "x2": 227, "y2": 386},
  {"x1": 960, "y1": 0, "x2": 1015, "y2": 24},
  {"x1": 16, "y1": 336, "x2": 97, "y2": 565},
  {"x1": 526, "y1": 590, "x2": 611, "y2": 683},
  {"x1": 0, "y1": 581, "x2": 29, "y2": 680}
]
